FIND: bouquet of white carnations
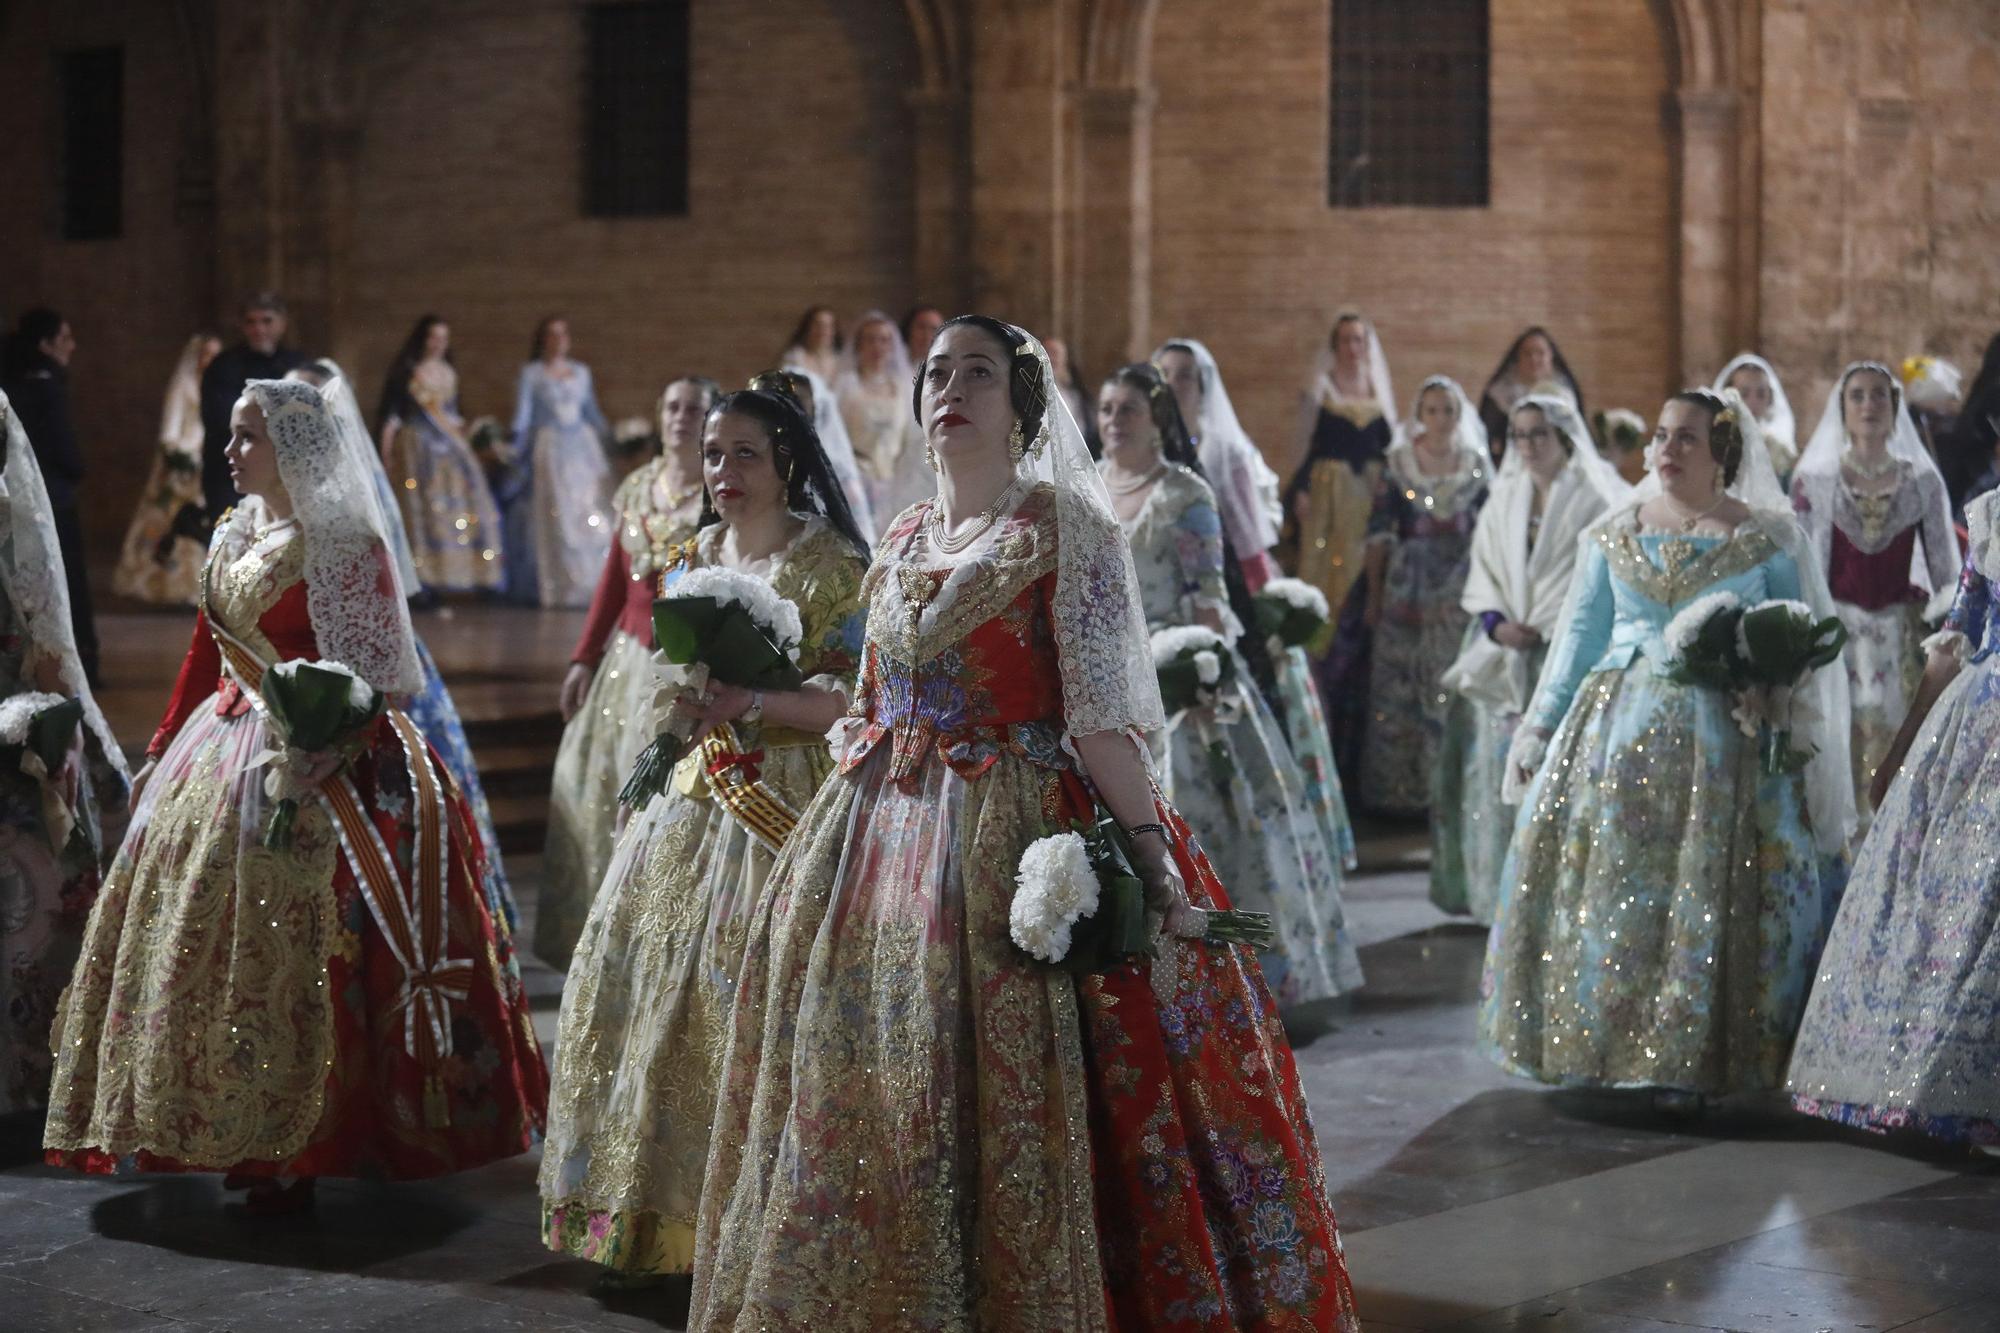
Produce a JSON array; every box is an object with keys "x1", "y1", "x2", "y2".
[
  {"x1": 1009, "y1": 814, "x2": 1275, "y2": 970},
  {"x1": 257, "y1": 659, "x2": 383, "y2": 848},
  {"x1": 619, "y1": 567, "x2": 805, "y2": 808},
  {"x1": 1253, "y1": 577, "x2": 1330, "y2": 653},
  {"x1": 1662, "y1": 593, "x2": 1847, "y2": 773}
]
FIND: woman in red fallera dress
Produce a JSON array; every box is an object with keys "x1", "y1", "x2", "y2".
[
  {"x1": 689, "y1": 318, "x2": 1358, "y2": 1331},
  {"x1": 44, "y1": 379, "x2": 544, "y2": 1213}
]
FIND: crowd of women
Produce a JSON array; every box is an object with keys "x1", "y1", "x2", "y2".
[{"x1": 1, "y1": 291, "x2": 1998, "y2": 1328}]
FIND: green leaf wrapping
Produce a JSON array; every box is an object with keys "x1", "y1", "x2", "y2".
[
  {"x1": 1156, "y1": 648, "x2": 1237, "y2": 716},
  {"x1": 25, "y1": 698, "x2": 83, "y2": 776},
  {"x1": 651, "y1": 597, "x2": 806, "y2": 692},
  {"x1": 1662, "y1": 605, "x2": 1747, "y2": 692},
  {"x1": 1738, "y1": 605, "x2": 1848, "y2": 686},
  {"x1": 259, "y1": 665, "x2": 382, "y2": 849},
  {"x1": 1253, "y1": 597, "x2": 1325, "y2": 649}
]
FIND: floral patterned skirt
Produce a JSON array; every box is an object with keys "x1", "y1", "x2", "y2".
[
  {"x1": 1788, "y1": 659, "x2": 2000, "y2": 1145},
  {"x1": 540, "y1": 741, "x2": 833, "y2": 1276},
  {"x1": 1356, "y1": 541, "x2": 1471, "y2": 817},
  {"x1": 689, "y1": 740, "x2": 1358, "y2": 1331},
  {"x1": 1431, "y1": 643, "x2": 1545, "y2": 925},
  {"x1": 111, "y1": 449, "x2": 204, "y2": 605},
  {"x1": 1479, "y1": 658, "x2": 1836, "y2": 1095},
  {"x1": 388, "y1": 414, "x2": 504, "y2": 593},
  {"x1": 44, "y1": 703, "x2": 546, "y2": 1178},
  {"x1": 538, "y1": 629, "x2": 655, "y2": 969},
  {"x1": 1153, "y1": 651, "x2": 1361, "y2": 1007},
  {"x1": 1838, "y1": 598, "x2": 1924, "y2": 832},
  {"x1": 1276, "y1": 646, "x2": 1356, "y2": 872},
  {"x1": 523, "y1": 425, "x2": 612, "y2": 609}
]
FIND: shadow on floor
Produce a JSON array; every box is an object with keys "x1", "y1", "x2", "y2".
[{"x1": 89, "y1": 1176, "x2": 481, "y2": 1272}]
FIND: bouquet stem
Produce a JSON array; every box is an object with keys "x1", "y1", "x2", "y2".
[{"x1": 1202, "y1": 909, "x2": 1276, "y2": 950}]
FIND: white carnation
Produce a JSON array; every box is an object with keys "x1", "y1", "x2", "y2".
[
  {"x1": 269, "y1": 657, "x2": 375, "y2": 709},
  {"x1": 671, "y1": 566, "x2": 804, "y2": 653},
  {"x1": 0, "y1": 692, "x2": 66, "y2": 747},
  {"x1": 1149, "y1": 625, "x2": 1227, "y2": 669},
  {"x1": 1663, "y1": 591, "x2": 1740, "y2": 660},
  {"x1": 1259, "y1": 576, "x2": 1329, "y2": 620},
  {"x1": 1193, "y1": 650, "x2": 1221, "y2": 686},
  {"x1": 1010, "y1": 831, "x2": 1101, "y2": 963}
]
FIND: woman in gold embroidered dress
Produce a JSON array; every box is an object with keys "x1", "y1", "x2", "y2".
[
  {"x1": 45, "y1": 380, "x2": 545, "y2": 1213},
  {"x1": 690, "y1": 318, "x2": 1356, "y2": 1332},
  {"x1": 540, "y1": 387, "x2": 868, "y2": 1281},
  {"x1": 540, "y1": 374, "x2": 717, "y2": 968}
]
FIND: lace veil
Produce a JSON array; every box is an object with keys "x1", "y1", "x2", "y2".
[
  {"x1": 237, "y1": 380, "x2": 424, "y2": 696},
  {"x1": 304, "y1": 361, "x2": 423, "y2": 599},
  {"x1": 833, "y1": 309, "x2": 914, "y2": 398},
  {"x1": 1711, "y1": 353, "x2": 1798, "y2": 463},
  {"x1": 1297, "y1": 313, "x2": 1396, "y2": 449},
  {"x1": 1152, "y1": 337, "x2": 1282, "y2": 555},
  {"x1": 1795, "y1": 360, "x2": 1956, "y2": 599},
  {"x1": 0, "y1": 391, "x2": 126, "y2": 773},
  {"x1": 1016, "y1": 329, "x2": 1165, "y2": 736},
  {"x1": 1402, "y1": 374, "x2": 1491, "y2": 468},
  {"x1": 785, "y1": 364, "x2": 876, "y2": 543}
]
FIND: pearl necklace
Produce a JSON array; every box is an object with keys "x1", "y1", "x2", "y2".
[
  {"x1": 1105, "y1": 462, "x2": 1167, "y2": 497},
  {"x1": 928, "y1": 478, "x2": 1024, "y2": 555}
]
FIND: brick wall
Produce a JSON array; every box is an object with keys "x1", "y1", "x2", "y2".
[
  {"x1": 338, "y1": 0, "x2": 919, "y2": 433},
  {"x1": 1759, "y1": 0, "x2": 2000, "y2": 427},
  {"x1": 1148, "y1": 0, "x2": 1677, "y2": 474}
]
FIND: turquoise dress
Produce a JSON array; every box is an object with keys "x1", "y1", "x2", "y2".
[{"x1": 1479, "y1": 511, "x2": 1841, "y2": 1095}]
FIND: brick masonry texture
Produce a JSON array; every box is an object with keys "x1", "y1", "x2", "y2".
[{"x1": 1, "y1": 0, "x2": 1995, "y2": 569}]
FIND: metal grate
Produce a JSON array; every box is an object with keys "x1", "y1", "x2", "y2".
[
  {"x1": 583, "y1": 2, "x2": 691, "y2": 218},
  {"x1": 1330, "y1": 0, "x2": 1489, "y2": 208},
  {"x1": 58, "y1": 46, "x2": 123, "y2": 240}
]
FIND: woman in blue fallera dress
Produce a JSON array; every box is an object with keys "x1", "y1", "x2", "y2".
[
  {"x1": 503, "y1": 316, "x2": 615, "y2": 608},
  {"x1": 1788, "y1": 489, "x2": 2000, "y2": 1147},
  {"x1": 1480, "y1": 389, "x2": 1853, "y2": 1100}
]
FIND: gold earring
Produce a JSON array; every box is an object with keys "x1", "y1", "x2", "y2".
[
  {"x1": 925, "y1": 440, "x2": 939, "y2": 471},
  {"x1": 1007, "y1": 420, "x2": 1027, "y2": 462}
]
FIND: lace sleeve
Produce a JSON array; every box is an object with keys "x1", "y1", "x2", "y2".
[{"x1": 1051, "y1": 494, "x2": 1166, "y2": 737}]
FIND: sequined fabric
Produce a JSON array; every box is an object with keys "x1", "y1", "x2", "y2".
[
  {"x1": 1124, "y1": 467, "x2": 1360, "y2": 1005},
  {"x1": 384, "y1": 361, "x2": 504, "y2": 592},
  {"x1": 690, "y1": 496, "x2": 1358, "y2": 1331},
  {"x1": 540, "y1": 521, "x2": 864, "y2": 1276},
  {"x1": 1788, "y1": 541, "x2": 2000, "y2": 1143},
  {"x1": 45, "y1": 528, "x2": 546, "y2": 1175},
  {"x1": 1480, "y1": 526, "x2": 1841, "y2": 1094}
]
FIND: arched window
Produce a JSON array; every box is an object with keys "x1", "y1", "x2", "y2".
[{"x1": 1330, "y1": 0, "x2": 1489, "y2": 208}]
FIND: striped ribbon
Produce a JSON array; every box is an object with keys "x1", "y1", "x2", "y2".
[
  {"x1": 697, "y1": 720, "x2": 801, "y2": 854},
  {"x1": 205, "y1": 612, "x2": 470, "y2": 1081}
]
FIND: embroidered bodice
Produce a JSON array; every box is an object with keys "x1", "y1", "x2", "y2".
[
  {"x1": 409, "y1": 361, "x2": 460, "y2": 419},
  {"x1": 1118, "y1": 465, "x2": 1232, "y2": 633},
  {"x1": 1526, "y1": 513, "x2": 1803, "y2": 733},
  {"x1": 1299, "y1": 398, "x2": 1391, "y2": 474},
  {"x1": 149, "y1": 524, "x2": 316, "y2": 756},
  {"x1": 1791, "y1": 464, "x2": 1957, "y2": 611},
  {"x1": 1369, "y1": 443, "x2": 1488, "y2": 546},
  {"x1": 836, "y1": 487, "x2": 1073, "y2": 785}
]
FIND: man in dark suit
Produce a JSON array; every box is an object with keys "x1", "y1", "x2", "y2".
[
  {"x1": 2, "y1": 307, "x2": 98, "y2": 683},
  {"x1": 198, "y1": 291, "x2": 308, "y2": 522}
]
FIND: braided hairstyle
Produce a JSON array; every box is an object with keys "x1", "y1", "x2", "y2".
[
  {"x1": 1103, "y1": 362, "x2": 1279, "y2": 700},
  {"x1": 1667, "y1": 388, "x2": 1745, "y2": 486},
  {"x1": 699, "y1": 387, "x2": 870, "y2": 556},
  {"x1": 907, "y1": 315, "x2": 1049, "y2": 453}
]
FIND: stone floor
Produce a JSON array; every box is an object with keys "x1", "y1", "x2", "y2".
[{"x1": 8, "y1": 603, "x2": 1995, "y2": 1331}]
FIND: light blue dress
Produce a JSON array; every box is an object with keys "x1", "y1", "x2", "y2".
[
  {"x1": 1125, "y1": 465, "x2": 1362, "y2": 1006},
  {"x1": 503, "y1": 361, "x2": 613, "y2": 607},
  {"x1": 1789, "y1": 509, "x2": 2000, "y2": 1145},
  {"x1": 1479, "y1": 511, "x2": 1841, "y2": 1094}
]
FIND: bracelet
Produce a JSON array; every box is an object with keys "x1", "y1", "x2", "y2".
[{"x1": 1123, "y1": 821, "x2": 1168, "y2": 843}]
